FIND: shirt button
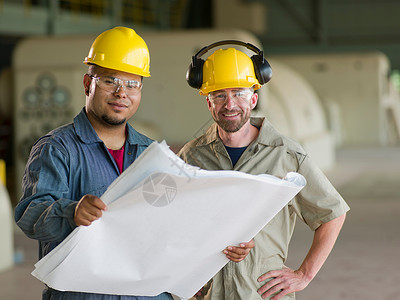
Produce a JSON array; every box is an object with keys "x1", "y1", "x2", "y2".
[{"x1": 128, "y1": 152, "x2": 132, "y2": 155}]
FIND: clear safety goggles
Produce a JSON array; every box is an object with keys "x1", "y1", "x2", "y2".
[
  {"x1": 208, "y1": 89, "x2": 253, "y2": 105},
  {"x1": 88, "y1": 74, "x2": 142, "y2": 96}
]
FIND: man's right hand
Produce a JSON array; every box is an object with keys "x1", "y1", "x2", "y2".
[
  {"x1": 74, "y1": 195, "x2": 107, "y2": 226},
  {"x1": 223, "y1": 239, "x2": 255, "y2": 262}
]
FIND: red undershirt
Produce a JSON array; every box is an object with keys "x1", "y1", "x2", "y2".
[{"x1": 108, "y1": 144, "x2": 125, "y2": 174}]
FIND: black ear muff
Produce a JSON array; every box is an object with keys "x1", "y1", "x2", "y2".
[
  {"x1": 186, "y1": 56, "x2": 205, "y2": 89},
  {"x1": 186, "y1": 40, "x2": 272, "y2": 90},
  {"x1": 251, "y1": 51, "x2": 272, "y2": 85}
]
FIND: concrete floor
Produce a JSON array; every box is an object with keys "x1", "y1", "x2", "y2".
[{"x1": 1, "y1": 146, "x2": 399, "y2": 299}]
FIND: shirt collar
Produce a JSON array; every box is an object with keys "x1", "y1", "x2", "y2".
[
  {"x1": 74, "y1": 107, "x2": 152, "y2": 146},
  {"x1": 251, "y1": 117, "x2": 284, "y2": 147},
  {"x1": 194, "y1": 116, "x2": 284, "y2": 148}
]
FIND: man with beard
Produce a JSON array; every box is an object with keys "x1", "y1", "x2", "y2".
[
  {"x1": 14, "y1": 26, "x2": 174, "y2": 300},
  {"x1": 179, "y1": 41, "x2": 349, "y2": 300}
]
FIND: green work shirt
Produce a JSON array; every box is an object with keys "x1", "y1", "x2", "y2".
[{"x1": 178, "y1": 117, "x2": 349, "y2": 300}]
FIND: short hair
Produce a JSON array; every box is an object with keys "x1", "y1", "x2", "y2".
[{"x1": 87, "y1": 64, "x2": 99, "y2": 76}]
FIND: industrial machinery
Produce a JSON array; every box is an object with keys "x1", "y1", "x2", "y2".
[{"x1": 272, "y1": 52, "x2": 400, "y2": 146}]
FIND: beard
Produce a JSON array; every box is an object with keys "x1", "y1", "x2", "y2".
[
  {"x1": 213, "y1": 109, "x2": 250, "y2": 133},
  {"x1": 101, "y1": 114, "x2": 126, "y2": 126}
]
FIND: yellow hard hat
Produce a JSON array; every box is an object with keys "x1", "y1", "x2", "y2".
[
  {"x1": 84, "y1": 26, "x2": 150, "y2": 77},
  {"x1": 200, "y1": 48, "x2": 261, "y2": 95}
]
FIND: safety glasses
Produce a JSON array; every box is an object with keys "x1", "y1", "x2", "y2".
[
  {"x1": 88, "y1": 74, "x2": 142, "y2": 96},
  {"x1": 208, "y1": 89, "x2": 253, "y2": 105}
]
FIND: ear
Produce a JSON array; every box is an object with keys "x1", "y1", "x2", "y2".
[
  {"x1": 83, "y1": 74, "x2": 92, "y2": 96},
  {"x1": 206, "y1": 97, "x2": 212, "y2": 111},
  {"x1": 250, "y1": 92, "x2": 258, "y2": 110}
]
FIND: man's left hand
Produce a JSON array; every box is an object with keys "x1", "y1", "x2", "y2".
[
  {"x1": 223, "y1": 239, "x2": 255, "y2": 262},
  {"x1": 257, "y1": 266, "x2": 311, "y2": 300}
]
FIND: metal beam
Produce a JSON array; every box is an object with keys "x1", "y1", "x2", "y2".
[
  {"x1": 46, "y1": 0, "x2": 58, "y2": 35},
  {"x1": 275, "y1": 0, "x2": 320, "y2": 43},
  {"x1": 313, "y1": 0, "x2": 327, "y2": 45}
]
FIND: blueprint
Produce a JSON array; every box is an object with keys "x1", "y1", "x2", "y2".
[{"x1": 32, "y1": 141, "x2": 306, "y2": 299}]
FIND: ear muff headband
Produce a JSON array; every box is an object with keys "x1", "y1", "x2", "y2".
[{"x1": 186, "y1": 40, "x2": 272, "y2": 89}]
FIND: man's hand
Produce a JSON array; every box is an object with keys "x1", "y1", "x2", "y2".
[
  {"x1": 74, "y1": 195, "x2": 107, "y2": 226},
  {"x1": 257, "y1": 266, "x2": 311, "y2": 300},
  {"x1": 223, "y1": 239, "x2": 255, "y2": 262}
]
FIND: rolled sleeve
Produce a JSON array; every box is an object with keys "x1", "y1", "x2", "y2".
[{"x1": 293, "y1": 155, "x2": 350, "y2": 231}]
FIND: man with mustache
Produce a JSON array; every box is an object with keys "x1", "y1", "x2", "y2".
[{"x1": 179, "y1": 41, "x2": 349, "y2": 300}]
